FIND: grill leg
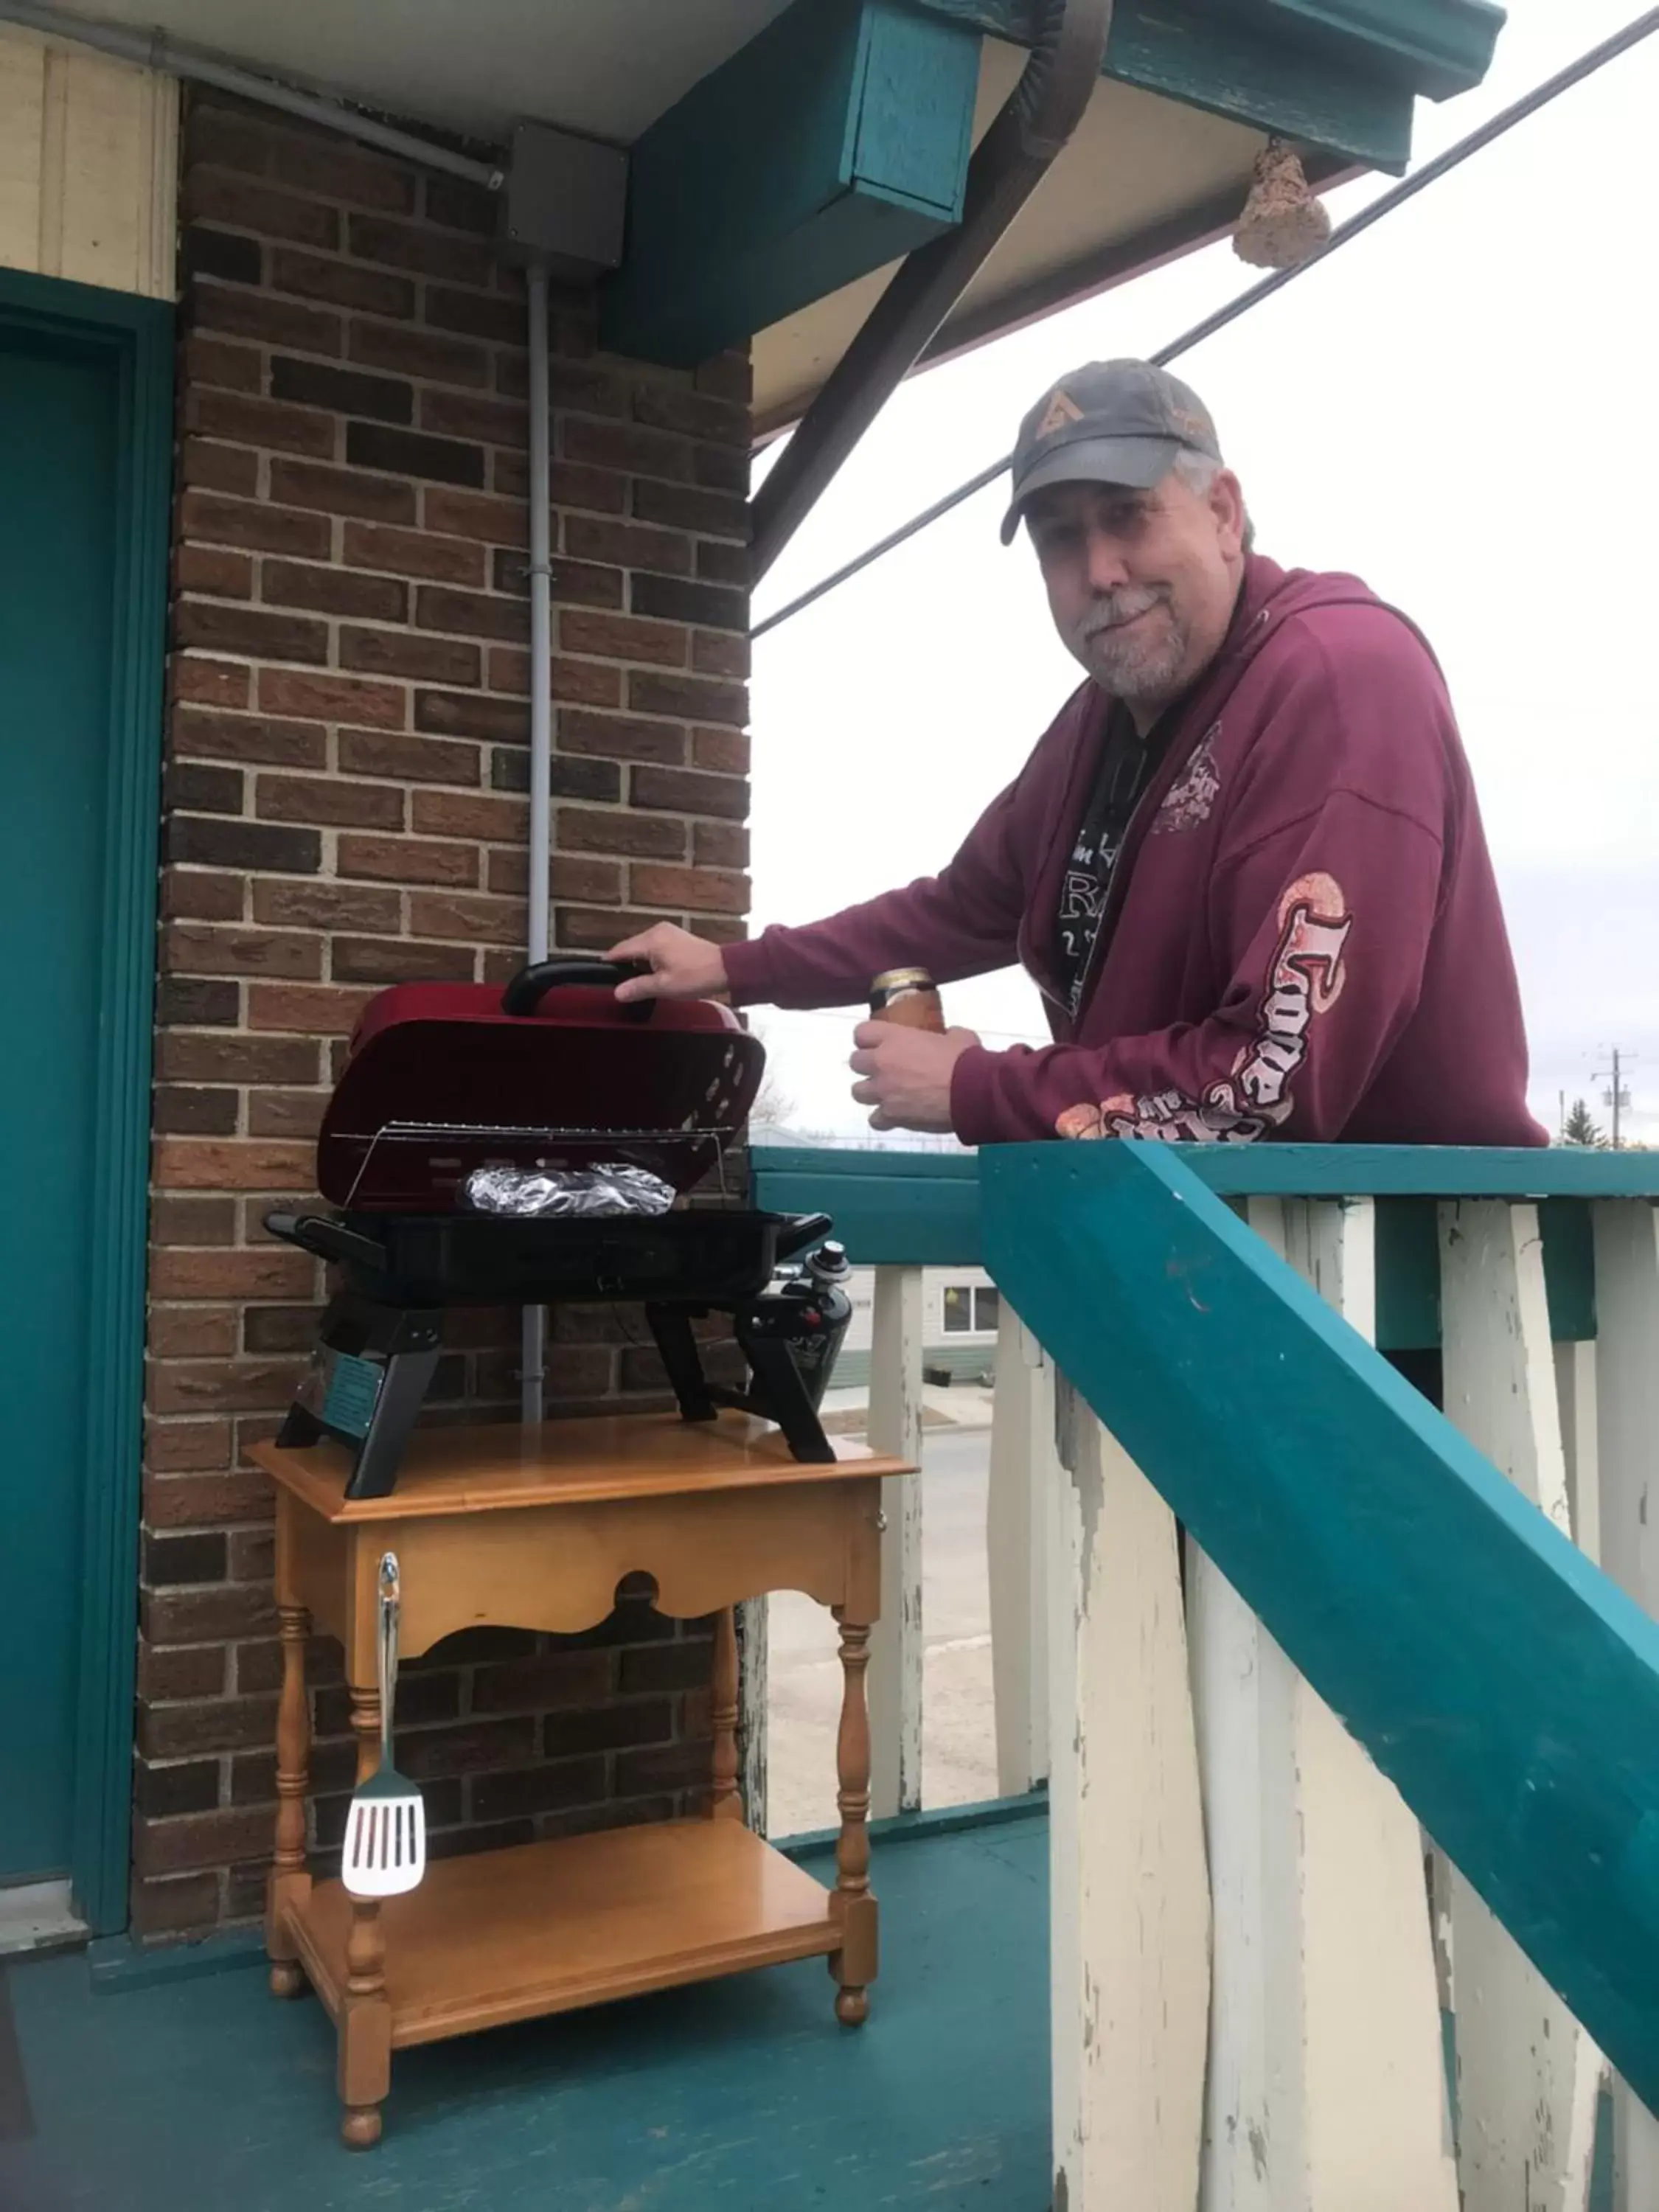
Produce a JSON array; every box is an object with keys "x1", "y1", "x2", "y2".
[
  {"x1": 740, "y1": 1332, "x2": 836, "y2": 1464},
  {"x1": 645, "y1": 1304, "x2": 717, "y2": 1424},
  {"x1": 345, "y1": 1348, "x2": 441, "y2": 1501},
  {"x1": 276, "y1": 1402, "x2": 325, "y2": 1450}
]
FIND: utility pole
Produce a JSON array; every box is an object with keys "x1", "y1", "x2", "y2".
[{"x1": 1594, "y1": 1046, "x2": 1637, "y2": 1151}]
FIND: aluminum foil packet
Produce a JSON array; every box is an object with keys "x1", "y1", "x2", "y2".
[{"x1": 462, "y1": 1164, "x2": 675, "y2": 1219}]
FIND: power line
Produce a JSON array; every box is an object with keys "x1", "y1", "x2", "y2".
[{"x1": 752, "y1": 7, "x2": 1659, "y2": 642}]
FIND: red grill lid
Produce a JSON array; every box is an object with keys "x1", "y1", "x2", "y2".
[{"x1": 316, "y1": 964, "x2": 763, "y2": 1209}]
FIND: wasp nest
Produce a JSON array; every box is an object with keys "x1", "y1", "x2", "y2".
[{"x1": 1234, "y1": 141, "x2": 1332, "y2": 270}]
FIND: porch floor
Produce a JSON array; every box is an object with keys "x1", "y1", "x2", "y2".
[{"x1": 0, "y1": 1811, "x2": 1048, "y2": 2212}]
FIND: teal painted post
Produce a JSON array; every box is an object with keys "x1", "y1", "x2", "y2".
[
  {"x1": 1375, "y1": 1197, "x2": 1441, "y2": 1350},
  {"x1": 981, "y1": 1139, "x2": 1659, "y2": 2109}
]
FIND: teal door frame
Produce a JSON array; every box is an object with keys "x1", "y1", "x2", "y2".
[{"x1": 0, "y1": 265, "x2": 172, "y2": 1935}]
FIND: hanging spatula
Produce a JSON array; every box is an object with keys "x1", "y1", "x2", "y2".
[{"x1": 341, "y1": 1551, "x2": 426, "y2": 1899}]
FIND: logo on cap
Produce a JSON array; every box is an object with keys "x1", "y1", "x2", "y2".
[{"x1": 1034, "y1": 388, "x2": 1084, "y2": 439}]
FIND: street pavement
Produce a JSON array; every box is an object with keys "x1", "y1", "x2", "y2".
[{"x1": 765, "y1": 1422, "x2": 996, "y2": 1838}]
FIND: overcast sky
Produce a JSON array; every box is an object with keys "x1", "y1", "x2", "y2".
[{"x1": 745, "y1": 0, "x2": 1658, "y2": 1148}]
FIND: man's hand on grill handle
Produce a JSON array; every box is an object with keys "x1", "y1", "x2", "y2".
[{"x1": 607, "y1": 922, "x2": 731, "y2": 1005}]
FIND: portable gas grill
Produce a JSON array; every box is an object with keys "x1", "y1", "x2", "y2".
[{"x1": 266, "y1": 958, "x2": 852, "y2": 1499}]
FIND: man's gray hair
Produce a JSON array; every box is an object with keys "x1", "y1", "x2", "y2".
[{"x1": 1171, "y1": 448, "x2": 1256, "y2": 554}]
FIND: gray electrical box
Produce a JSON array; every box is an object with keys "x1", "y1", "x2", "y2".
[{"x1": 499, "y1": 121, "x2": 627, "y2": 274}]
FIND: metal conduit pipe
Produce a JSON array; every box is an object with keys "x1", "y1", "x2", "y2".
[
  {"x1": 0, "y1": 0, "x2": 503, "y2": 187},
  {"x1": 521, "y1": 260, "x2": 554, "y2": 1426},
  {"x1": 748, "y1": 0, "x2": 1113, "y2": 582}
]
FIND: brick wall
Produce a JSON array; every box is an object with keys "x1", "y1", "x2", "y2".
[{"x1": 137, "y1": 87, "x2": 754, "y2": 1938}]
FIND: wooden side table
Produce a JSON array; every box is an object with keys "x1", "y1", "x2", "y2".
[{"x1": 251, "y1": 1411, "x2": 914, "y2": 2149}]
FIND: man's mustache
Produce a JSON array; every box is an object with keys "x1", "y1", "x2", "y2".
[{"x1": 1077, "y1": 588, "x2": 1166, "y2": 639}]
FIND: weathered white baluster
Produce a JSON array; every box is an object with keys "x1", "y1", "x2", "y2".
[
  {"x1": 987, "y1": 1298, "x2": 1054, "y2": 1796},
  {"x1": 1590, "y1": 1197, "x2": 1659, "y2": 2208},
  {"x1": 1439, "y1": 1199, "x2": 1601, "y2": 2212},
  {"x1": 1554, "y1": 1340, "x2": 1601, "y2": 1568},
  {"x1": 1189, "y1": 1197, "x2": 1456, "y2": 2212},
  {"x1": 866, "y1": 1262, "x2": 924, "y2": 1818},
  {"x1": 1049, "y1": 1380, "x2": 1208, "y2": 2211},
  {"x1": 1186, "y1": 1523, "x2": 1302, "y2": 2212}
]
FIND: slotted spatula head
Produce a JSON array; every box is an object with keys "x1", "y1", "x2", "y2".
[
  {"x1": 342, "y1": 1552, "x2": 427, "y2": 1900},
  {"x1": 342, "y1": 1770, "x2": 426, "y2": 1899}
]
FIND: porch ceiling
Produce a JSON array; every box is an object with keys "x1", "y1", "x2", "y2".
[
  {"x1": 754, "y1": 38, "x2": 1280, "y2": 437},
  {"x1": 38, "y1": 0, "x2": 798, "y2": 142},
  {"x1": 40, "y1": 0, "x2": 1493, "y2": 431}
]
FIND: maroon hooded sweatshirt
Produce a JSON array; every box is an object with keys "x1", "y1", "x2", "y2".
[{"x1": 723, "y1": 555, "x2": 1545, "y2": 1148}]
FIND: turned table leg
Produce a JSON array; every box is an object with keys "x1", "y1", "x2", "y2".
[
  {"x1": 830, "y1": 1608, "x2": 878, "y2": 2025},
  {"x1": 710, "y1": 1606, "x2": 742, "y2": 1820},
  {"x1": 338, "y1": 1679, "x2": 392, "y2": 2150},
  {"x1": 266, "y1": 1601, "x2": 312, "y2": 1997}
]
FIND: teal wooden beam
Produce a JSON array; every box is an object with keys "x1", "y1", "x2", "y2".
[
  {"x1": 600, "y1": 0, "x2": 981, "y2": 366},
  {"x1": 979, "y1": 1138, "x2": 1659, "y2": 2110},
  {"x1": 1261, "y1": 0, "x2": 1509, "y2": 101},
  {"x1": 751, "y1": 1144, "x2": 981, "y2": 1266},
  {"x1": 912, "y1": 0, "x2": 1506, "y2": 170}
]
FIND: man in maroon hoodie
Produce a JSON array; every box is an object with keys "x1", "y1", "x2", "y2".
[{"x1": 611, "y1": 359, "x2": 1544, "y2": 1147}]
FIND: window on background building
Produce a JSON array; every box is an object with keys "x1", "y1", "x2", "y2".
[{"x1": 942, "y1": 1285, "x2": 1001, "y2": 1334}]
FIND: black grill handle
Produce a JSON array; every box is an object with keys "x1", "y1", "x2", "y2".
[
  {"x1": 265, "y1": 1210, "x2": 388, "y2": 1271},
  {"x1": 501, "y1": 957, "x2": 655, "y2": 1021},
  {"x1": 774, "y1": 1213, "x2": 835, "y2": 1262}
]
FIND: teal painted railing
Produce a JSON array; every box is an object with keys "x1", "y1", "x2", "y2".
[
  {"x1": 753, "y1": 1141, "x2": 1649, "y2": 1346},
  {"x1": 752, "y1": 1140, "x2": 1659, "y2": 2202},
  {"x1": 984, "y1": 1143, "x2": 1659, "y2": 2104}
]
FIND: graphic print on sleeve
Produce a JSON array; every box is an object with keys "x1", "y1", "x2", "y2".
[{"x1": 1054, "y1": 872, "x2": 1354, "y2": 1142}]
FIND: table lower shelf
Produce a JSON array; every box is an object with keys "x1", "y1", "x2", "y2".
[{"x1": 282, "y1": 1817, "x2": 843, "y2": 2048}]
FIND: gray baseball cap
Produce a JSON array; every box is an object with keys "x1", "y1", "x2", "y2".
[{"x1": 1000, "y1": 359, "x2": 1222, "y2": 544}]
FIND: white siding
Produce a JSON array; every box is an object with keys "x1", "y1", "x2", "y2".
[
  {"x1": 841, "y1": 1266, "x2": 999, "y2": 1355},
  {"x1": 0, "y1": 25, "x2": 178, "y2": 301}
]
